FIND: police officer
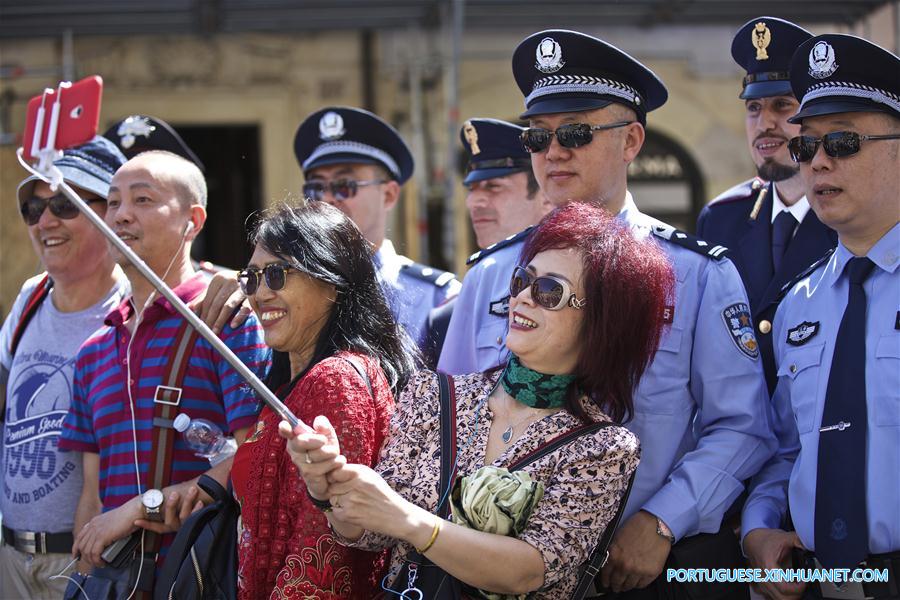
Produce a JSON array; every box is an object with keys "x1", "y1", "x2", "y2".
[
  {"x1": 509, "y1": 30, "x2": 775, "y2": 597},
  {"x1": 462, "y1": 118, "x2": 550, "y2": 249},
  {"x1": 697, "y1": 18, "x2": 837, "y2": 394},
  {"x1": 742, "y1": 34, "x2": 900, "y2": 600},
  {"x1": 294, "y1": 106, "x2": 460, "y2": 352},
  {"x1": 437, "y1": 118, "x2": 551, "y2": 373}
]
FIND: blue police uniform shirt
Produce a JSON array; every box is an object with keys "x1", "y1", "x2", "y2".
[
  {"x1": 697, "y1": 180, "x2": 837, "y2": 394},
  {"x1": 441, "y1": 193, "x2": 775, "y2": 539},
  {"x1": 437, "y1": 233, "x2": 526, "y2": 374},
  {"x1": 375, "y1": 239, "x2": 461, "y2": 350},
  {"x1": 742, "y1": 222, "x2": 900, "y2": 555}
]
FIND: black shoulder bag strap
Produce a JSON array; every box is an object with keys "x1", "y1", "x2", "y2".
[
  {"x1": 436, "y1": 373, "x2": 457, "y2": 517},
  {"x1": 506, "y1": 421, "x2": 637, "y2": 600}
]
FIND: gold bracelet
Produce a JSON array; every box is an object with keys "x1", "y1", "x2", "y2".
[{"x1": 415, "y1": 518, "x2": 442, "y2": 554}]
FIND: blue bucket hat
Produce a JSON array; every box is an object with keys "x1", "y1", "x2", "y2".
[{"x1": 17, "y1": 135, "x2": 127, "y2": 203}]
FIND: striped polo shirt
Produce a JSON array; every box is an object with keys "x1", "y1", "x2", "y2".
[{"x1": 60, "y1": 274, "x2": 269, "y2": 517}]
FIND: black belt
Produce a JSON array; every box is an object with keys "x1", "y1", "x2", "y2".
[
  {"x1": 1, "y1": 524, "x2": 74, "y2": 554},
  {"x1": 800, "y1": 550, "x2": 900, "y2": 600}
]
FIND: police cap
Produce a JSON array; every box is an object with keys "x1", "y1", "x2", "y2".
[
  {"x1": 512, "y1": 29, "x2": 668, "y2": 124},
  {"x1": 294, "y1": 106, "x2": 414, "y2": 184},
  {"x1": 731, "y1": 17, "x2": 812, "y2": 100}
]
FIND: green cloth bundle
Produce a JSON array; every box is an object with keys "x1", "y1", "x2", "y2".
[{"x1": 450, "y1": 466, "x2": 544, "y2": 599}]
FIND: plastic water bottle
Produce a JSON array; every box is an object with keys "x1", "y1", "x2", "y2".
[{"x1": 173, "y1": 413, "x2": 238, "y2": 466}]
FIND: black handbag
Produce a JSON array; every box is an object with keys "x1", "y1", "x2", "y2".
[
  {"x1": 154, "y1": 474, "x2": 240, "y2": 600},
  {"x1": 388, "y1": 373, "x2": 635, "y2": 600}
]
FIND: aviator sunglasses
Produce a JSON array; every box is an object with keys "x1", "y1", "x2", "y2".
[
  {"x1": 20, "y1": 193, "x2": 104, "y2": 226},
  {"x1": 787, "y1": 131, "x2": 900, "y2": 163},
  {"x1": 520, "y1": 121, "x2": 633, "y2": 153},
  {"x1": 238, "y1": 263, "x2": 294, "y2": 295},
  {"x1": 303, "y1": 178, "x2": 385, "y2": 202},
  {"x1": 510, "y1": 265, "x2": 587, "y2": 311}
]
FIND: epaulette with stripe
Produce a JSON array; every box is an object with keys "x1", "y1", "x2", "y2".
[
  {"x1": 647, "y1": 217, "x2": 729, "y2": 260},
  {"x1": 466, "y1": 226, "x2": 534, "y2": 266},
  {"x1": 400, "y1": 262, "x2": 459, "y2": 288},
  {"x1": 777, "y1": 247, "x2": 836, "y2": 301}
]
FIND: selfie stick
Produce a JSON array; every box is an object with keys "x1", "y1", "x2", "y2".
[{"x1": 17, "y1": 87, "x2": 307, "y2": 432}]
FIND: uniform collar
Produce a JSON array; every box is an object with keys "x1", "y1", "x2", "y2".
[
  {"x1": 374, "y1": 238, "x2": 397, "y2": 269},
  {"x1": 770, "y1": 185, "x2": 810, "y2": 225},
  {"x1": 617, "y1": 191, "x2": 640, "y2": 224},
  {"x1": 829, "y1": 222, "x2": 900, "y2": 287},
  {"x1": 106, "y1": 273, "x2": 206, "y2": 326}
]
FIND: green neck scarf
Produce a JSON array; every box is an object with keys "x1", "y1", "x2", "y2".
[{"x1": 500, "y1": 355, "x2": 575, "y2": 409}]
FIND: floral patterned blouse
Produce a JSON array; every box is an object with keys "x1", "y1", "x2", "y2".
[
  {"x1": 341, "y1": 369, "x2": 640, "y2": 599},
  {"x1": 231, "y1": 352, "x2": 393, "y2": 600}
]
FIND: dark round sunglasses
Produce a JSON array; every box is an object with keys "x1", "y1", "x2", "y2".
[
  {"x1": 238, "y1": 263, "x2": 294, "y2": 295},
  {"x1": 302, "y1": 178, "x2": 385, "y2": 202},
  {"x1": 509, "y1": 265, "x2": 586, "y2": 311},
  {"x1": 19, "y1": 194, "x2": 104, "y2": 226},
  {"x1": 520, "y1": 121, "x2": 633, "y2": 154},
  {"x1": 787, "y1": 131, "x2": 900, "y2": 163}
]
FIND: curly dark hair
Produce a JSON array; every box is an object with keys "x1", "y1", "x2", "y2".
[{"x1": 249, "y1": 201, "x2": 418, "y2": 395}]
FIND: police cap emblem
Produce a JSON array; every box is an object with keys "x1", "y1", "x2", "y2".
[
  {"x1": 319, "y1": 111, "x2": 346, "y2": 141},
  {"x1": 787, "y1": 321, "x2": 820, "y2": 346},
  {"x1": 535, "y1": 37, "x2": 565, "y2": 73},
  {"x1": 752, "y1": 22, "x2": 772, "y2": 61},
  {"x1": 462, "y1": 120, "x2": 481, "y2": 155},
  {"x1": 117, "y1": 116, "x2": 155, "y2": 150},
  {"x1": 808, "y1": 40, "x2": 838, "y2": 79},
  {"x1": 722, "y1": 303, "x2": 760, "y2": 360}
]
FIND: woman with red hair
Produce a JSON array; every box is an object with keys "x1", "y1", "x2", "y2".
[{"x1": 283, "y1": 202, "x2": 675, "y2": 598}]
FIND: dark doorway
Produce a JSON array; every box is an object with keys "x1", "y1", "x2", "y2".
[
  {"x1": 177, "y1": 125, "x2": 262, "y2": 269},
  {"x1": 628, "y1": 129, "x2": 706, "y2": 232}
]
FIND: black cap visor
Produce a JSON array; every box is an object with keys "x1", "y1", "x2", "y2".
[
  {"x1": 788, "y1": 97, "x2": 896, "y2": 124},
  {"x1": 740, "y1": 80, "x2": 794, "y2": 100},
  {"x1": 464, "y1": 166, "x2": 530, "y2": 186},
  {"x1": 303, "y1": 153, "x2": 395, "y2": 179},
  {"x1": 520, "y1": 95, "x2": 614, "y2": 119}
]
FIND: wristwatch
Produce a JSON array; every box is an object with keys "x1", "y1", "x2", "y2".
[
  {"x1": 655, "y1": 516, "x2": 676, "y2": 545},
  {"x1": 142, "y1": 489, "x2": 165, "y2": 522}
]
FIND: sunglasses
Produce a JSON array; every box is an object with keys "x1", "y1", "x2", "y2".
[
  {"x1": 20, "y1": 194, "x2": 104, "y2": 226},
  {"x1": 303, "y1": 178, "x2": 385, "y2": 202},
  {"x1": 509, "y1": 265, "x2": 586, "y2": 311},
  {"x1": 787, "y1": 131, "x2": 900, "y2": 163},
  {"x1": 238, "y1": 263, "x2": 294, "y2": 295},
  {"x1": 520, "y1": 121, "x2": 633, "y2": 153}
]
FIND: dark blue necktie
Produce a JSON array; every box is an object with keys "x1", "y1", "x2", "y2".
[
  {"x1": 814, "y1": 256, "x2": 876, "y2": 569},
  {"x1": 771, "y1": 210, "x2": 796, "y2": 273}
]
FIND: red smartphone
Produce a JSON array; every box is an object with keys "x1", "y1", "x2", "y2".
[{"x1": 22, "y1": 75, "x2": 103, "y2": 161}]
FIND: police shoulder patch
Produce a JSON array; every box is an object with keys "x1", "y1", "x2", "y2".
[
  {"x1": 648, "y1": 217, "x2": 728, "y2": 260},
  {"x1": 466, "y1": 226, "x2": 534, "y2": 266},
  {"x1": 400, "y1": 262, "x2": 460, "y2": 288},
  {"x1": 777, "y1": 247, "x2": 836, "y2": 301},
  {"x1": 722, "y1": 302, "x2": 760, "y2": 359}
]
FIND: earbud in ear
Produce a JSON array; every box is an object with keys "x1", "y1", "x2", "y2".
[{"x1": 184, "y1": 221, "x2": 194, "y2": 235}]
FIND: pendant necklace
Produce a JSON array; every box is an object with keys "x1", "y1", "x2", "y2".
[{"x1": 499, "y1": 396, "x2": 543, "y2": 444}]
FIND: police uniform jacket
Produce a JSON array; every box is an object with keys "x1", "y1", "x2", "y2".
[
  {"x1": 436, "y1": 229, "x2": 530, "y2": 375},
  {"x1": 441, "y1": 193, "x2": 776, "y2": 540},
  {"x1": 375, "y1": 239, "x2": 460, "y2": 351},
  {"x1": 742, "y1": 223, "x2": 900, "y2": 555},
  {"x1": 697, "y1": 180, "x2": 837, "y2": 393}
]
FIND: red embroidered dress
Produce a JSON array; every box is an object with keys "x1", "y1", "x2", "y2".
[{"x1": 231, "y1": 352, "x2": 393, "y2": 599}]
